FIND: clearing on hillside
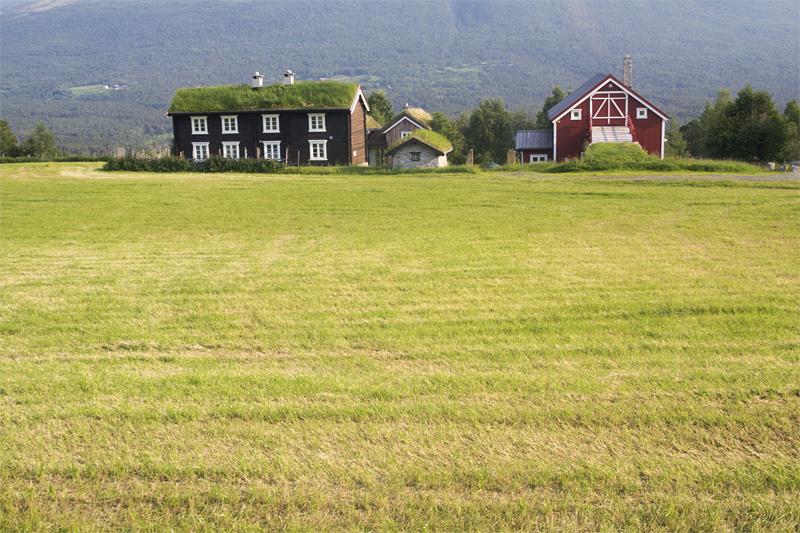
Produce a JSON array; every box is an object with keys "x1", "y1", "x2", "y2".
[{"x1": 1, "y1": 163, "x2": 798, "y2": 531}]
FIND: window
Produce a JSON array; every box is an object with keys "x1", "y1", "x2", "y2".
[
  {"x1": 192, "y1": 142, "x2": 209, "y2": 161},
  {"x1": 262, "y1": 114, "x2": 279, "y2": 133},
  {"x1": 636, "y1": 107, "x2": 648, "y2": 119},
  {"x1": 410, "y1": 151, "x2": 421, "y2": 161},
  {"x1": 308, "y1": 113, "x2": 326, "y2": 132},
  {"x1": 191, "y1": 116, "x2": 207, "y2": 134},
  {"x1": 262, "y1": 141, "x2": 281, "y2": 160},
  {"x1": 221, "y1": 115, "x2": 238, "y2": 134},
  {"x1": 222, "y1": 141, "x2": 240, "y2": 159},
  {"x1": 400, "y1": 131, "x2": 411, "y2": 139},
  {"x1": 529, "y1": 154, "x2": 548, "y2": 163},
  {"x1": 309, "y1": 140, "x2": 327, "y2": 161},
  {"x1": 570, "y1": 109, "x2": 582, "y2": 120}
]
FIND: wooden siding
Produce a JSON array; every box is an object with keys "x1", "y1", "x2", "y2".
[
  {"x1": 172, "y1": 109, "x2": 360, "y2": 165},
  {"x1": 554, "y1": 78, "x2": 666, "y2": 160},
  {"x1": 349, "y1": 99, "x2": 367, "y2": 165},
  {"x1": 518, "y1": 149, "x2": 553, "y2": 162},
  {"x1": 384, "y1": 118, "x2": 422, "y2": 146},
  {"x1": 554, "y1": 98, "x2": 590, "y2": 161}
]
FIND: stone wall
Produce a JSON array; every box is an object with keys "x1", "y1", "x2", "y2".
[{"x1": 390, "y1": 143, "x2": 448, "y2": 169}]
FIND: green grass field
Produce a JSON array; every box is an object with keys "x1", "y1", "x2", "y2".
[{"x1": 1, "y1": 163, "x2": 798, "y2": 531}]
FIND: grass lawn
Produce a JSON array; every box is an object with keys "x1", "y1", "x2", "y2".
[{"x1": 1, "y1": 163, "x2": 798, "y2": 531}]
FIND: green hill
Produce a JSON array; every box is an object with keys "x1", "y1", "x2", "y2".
[{"x1": 1, "y1": 0, "x2": 798, "y2": 152}]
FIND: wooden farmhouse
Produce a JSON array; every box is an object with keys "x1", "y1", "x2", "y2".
[
  {"x1": 517, "y1": 70, "x2": 670, "y2": 162},
  {"x1": 167, "y1": 71, "x2": 369, "y2": 165}
]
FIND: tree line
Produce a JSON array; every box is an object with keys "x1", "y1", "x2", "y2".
[
  {"x1": 369, "y1": 86, "x2": 800, "y2": 165},
  {"x1": 0, "y1": 121, "x2": 59, "y2": 158}
]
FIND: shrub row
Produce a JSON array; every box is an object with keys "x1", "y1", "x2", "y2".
[{"x1": 103, "y1": 156, "x2": 284, "y2": 173}]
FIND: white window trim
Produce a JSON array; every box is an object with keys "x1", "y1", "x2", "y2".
[
  {"x1": 222, "y1": 141, "x2": 240, "y2": 159},
  {"x1": 529, "y1": 154, "x2": 548, "y2": 163},
  {"x1": 262, "y1": 114, "x2": 280, "y2": 133},
  {"x1": 636, "y1": 107, "x2": 648, "y2": 119},
  {"x1": 191, "y1": 142, "x2": 210, "y2": 161},
  {"x1": 570, "y1": 108, "x2": 582, "y2": 120},
  {"x1": 191, "y1": 116, "x2": 208, "y2": 135},
  {"x1": 309, "y1": 139, "x2": 328, "y2": 161},
  {"x1": 221, "y1": 115, "x2": 239, "y2": 134},
  {"x1": 400, "y1": 131, "x2": 411, "y2": 139},
  {"x1": 261, "y1": 140, "x2": 281, "y2": 160},
  {"x1": 308, "y1": 113, "x2": 326, "y2": 132}
]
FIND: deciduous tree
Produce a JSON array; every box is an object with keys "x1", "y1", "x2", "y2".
[{"x1": 367, "y1": 91, "x2": 393, "y2": 125}]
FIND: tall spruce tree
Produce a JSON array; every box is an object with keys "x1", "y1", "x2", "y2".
[{"x1": 535, "y1": 87, "x2": 565, "y2": 129}]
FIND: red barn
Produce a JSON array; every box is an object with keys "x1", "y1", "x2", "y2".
[{"x1": 547, "y1": 73, "x2": 670, "y2": 161}]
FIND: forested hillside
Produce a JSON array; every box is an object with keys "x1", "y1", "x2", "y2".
[{"x1": 1, "y1": 0, "x2": 798, "y2": 153}]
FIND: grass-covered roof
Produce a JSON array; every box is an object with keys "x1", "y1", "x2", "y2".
[
  {"x1": 385, "y1": 107, "x2": 433, "y2": 128},
  {"x1": 387, "y1": 129, "x2": 453, "y2": 155},
  {"x1": 168, "y1": 80, "x2": 359, "y2": 113}
]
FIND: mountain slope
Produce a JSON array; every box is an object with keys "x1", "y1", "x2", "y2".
[{"x1": 1, "y1": 0, "x2": 798, "y2": 152}]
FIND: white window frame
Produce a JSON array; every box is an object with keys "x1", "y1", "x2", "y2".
[
  {"x1": 636, "y1": 107, "x2": 648, "y2": 119},
  {"x1": 400, "y1": 131, "x2": 411, "y2": 139},
  {"x1": 222, "y1": 141, "x2": 240, "y2": 159},
  {"x1": 570, "y1": 108, "x2": 582, "y2": 120},
  {"x1": 261, "y1": 141, "x2": 281, "y2": 160},
  {"x1": 221, "y1": 115, "x2": 239, "y2": 134},
  {"x1": 191, "y1": 142, "x2": 210, "y2": 161},
  {"x1": 529, "y1": 154, "x2": 548, "y2": 163},
  {"x1": 309, "y1": 140, "x2": 328, "y2": 161},
  {"x1": 262, "y1": 114, "x2": 280, "y2": 133},
  {"x1": 308, "y1": 113, "x2": 326, "y2": 132},
  {"x1": 191, "y1": 116, "x2": 208, "y2": 135}
]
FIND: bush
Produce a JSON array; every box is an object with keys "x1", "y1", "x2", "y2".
[
  {"x1": 103, "y1": 156, "x2": 284, "y2": 173},
  {"x1": 538, "y1": 143, "x2": 766, "y2": 173}
]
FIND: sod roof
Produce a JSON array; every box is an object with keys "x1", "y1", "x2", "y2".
[
  {"x1": 168, "y1": 80, "x2": 360, "y2": 113},
  {"x1": 366, "y1": 114, "x2": 382, "y2": 129},
  {"x1": 386, "y1": 129, "x2": 453, "y2": 155},
  {"x1": 384, "y1": 107, "x2": 433, "y2": 129}
]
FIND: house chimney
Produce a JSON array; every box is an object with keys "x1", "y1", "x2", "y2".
[
  {"x1": 283, "y1": 70, "x2": 295, "y2": 85},
  {"x1": 403, "y1": 103, "x2": 410, "y2": 109},
  {"x1": 251, "y1": 71, "x2": 264, "y2": 88},
  {"x1": 623, "y1": 54, "x2": 633, "y2": 88}
]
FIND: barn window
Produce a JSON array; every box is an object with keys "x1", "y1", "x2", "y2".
[
  {"x1": 191, "y1": 116, "x2": 207, "y2": 134},
  {"x1": 221, "y1": 115, "x2": 239, "y2": 134},
  {"x1": 262, "y1": 141, "x2": 281, "y2": 160},
  {"x1": 636, "y1": 108, "x2": 648, "y2": 119},
  {"x1": 308, "y1": 113, "x2": 326, "y2": 132},
  {"x1": 410, "y1": 151, "x2": 421, "y2": 161},
  {"x1": 191, "y1": 142, "x2": 209, "y2": 161},
  {"x1": 570, "y1": 109, "x2": 582, "y2": 120},
  {"x1": 262, "y1": 114, "x2": 280, "y2": 133},
  {"x1": 401, "y1": 131, "x2": 411, "y2": 139},
  {"x1": 222, "y1": 141, "x2": 240, "y2": 159},
  {"x1": 529, "y1": 154, "x2": 548, "y2": 163},
  {"x1": 309, "y1": 140, "x2": 328, "y2": 161}
]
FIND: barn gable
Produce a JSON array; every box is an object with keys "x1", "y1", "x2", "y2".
[{"x1": 548, "y1": 73, "x2": 670, "y2": 122}]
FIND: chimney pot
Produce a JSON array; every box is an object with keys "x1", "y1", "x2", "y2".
[
  {"x1": 252, "y1": 71, "x2": 264, "y2": 88},
  {"x1": 283, "y1": 70, "x2": 296, "y2": 85}
]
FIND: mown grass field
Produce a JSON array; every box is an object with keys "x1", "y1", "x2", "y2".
[{"x1": 1, "y1": 163, "x2": 798, "y2": 531}]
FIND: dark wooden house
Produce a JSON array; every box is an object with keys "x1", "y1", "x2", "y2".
[
  {"x1": 167, "y1": 72, "x2": 369, "y2": 166},
  {"x1": 515, "y1": 130, "x2": 553, "y2": 163}
]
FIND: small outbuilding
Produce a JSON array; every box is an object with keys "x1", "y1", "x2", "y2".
[
  {"x1": 515, "y1": 130, "x2": 553, "y2": 163},
  {"x1": 385, "y1": 129, "x2": 452, "y2": 169}
]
